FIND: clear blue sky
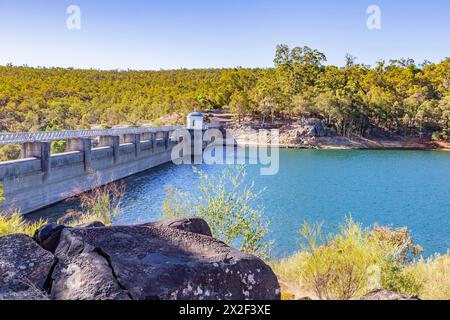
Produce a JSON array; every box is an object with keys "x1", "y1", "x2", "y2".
[{"x1": 0, "y1": 0, "x2": 449, "y2": 70}]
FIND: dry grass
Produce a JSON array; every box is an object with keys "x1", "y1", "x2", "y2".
[
  {"x1": 0, "y1": 212, "x2": 47, "y2": 237},
  {"x1": 0, "y1": 176, "x2": 125, "y2": 238},
  {"x1": 271, "y1": 252, "x2": 318, "y2": 300},
  {"x1": 58, "y1": 180, "x2": 125, "y2": 227},
  {"x1": 0, "y1": 184, "x2": 48, "y2": 237},
  {"x1": 406, "y1": 253, "x2": 450, "y2": 300},
  {"x1": 271, "y1": 219, "x2": 449, "y2": 300},
  {"x1": 273, "y1": 252, "x2": 450, "y2": 301}
]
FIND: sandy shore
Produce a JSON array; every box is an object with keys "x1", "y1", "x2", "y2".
[{"x1": 230, "y1": 129, "x2": 450, "y2": 151}]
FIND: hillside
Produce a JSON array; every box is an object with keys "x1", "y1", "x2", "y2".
[{"x1": 1, "y1": 45, "x2": 450, "y2": 158}]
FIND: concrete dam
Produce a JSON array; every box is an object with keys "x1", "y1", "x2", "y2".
[{"x1": 0, "y1": 126, "x2": 185, "y2": 215}]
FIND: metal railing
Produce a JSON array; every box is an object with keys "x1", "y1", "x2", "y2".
[{"x1": 0, "y1": 125, "x2": 184, "y2": 145}]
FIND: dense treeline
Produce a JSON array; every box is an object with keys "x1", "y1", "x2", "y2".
[
  {"x1": 224, "y1": 45, "x2": 450, "y2": 140},
  {"x1": 0, "y1": 67, "x2": 229, "y2": 131},
  {"x1": 1, "y1": 44, "x2": 449, "y2": 141}
]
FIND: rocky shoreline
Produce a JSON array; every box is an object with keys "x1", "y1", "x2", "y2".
[
  {"x1": 227, "y1": 121, "x2": 450, "y2": 151},
  {"x1": 0, "y1": 217, "x2": 280, "y2": 300}
]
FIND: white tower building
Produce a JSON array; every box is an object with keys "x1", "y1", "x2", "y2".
[{"x1": 187, "y1": 112, "x2": 204, "y2": 130}]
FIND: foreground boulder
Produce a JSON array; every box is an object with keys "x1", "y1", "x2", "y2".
[
  {"x1": 1, "y1": 218, "x2": 280, "y2": 300},
  {"x1": 50, "y1": 222, "x2": 280, "y2": 300},
  {"x1": 361, "y1": 289, "x2": 421, "y2": 300},
  {"x1": 0, "y1": 234, "x2": 55, "y2": 300},
  {"x1": 51, "y1": 248, "x2": 131, "y2": 300}
]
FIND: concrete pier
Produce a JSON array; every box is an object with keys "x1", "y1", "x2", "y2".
[{"x1": 67, "y1": 138, "x2": 92, "y2": 171}]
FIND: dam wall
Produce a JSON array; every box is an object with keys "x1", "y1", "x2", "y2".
[{"x1": 0, "y1": 127, "x2": 182, "y2": 215}]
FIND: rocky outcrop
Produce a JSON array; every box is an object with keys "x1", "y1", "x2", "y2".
[
  {"x1": 147, "y1": 217, "x2": 213, "y2": 237},
  {"x1": 296, "y1": 119, "x2": 335, "y2": 140},
  {"x1": 0, "y1": 234, "x2": 55, "y2": 300},
  {"x1": 0, "y1": 218, "x2": 280, "y2": 301},
  {"x1": 361, "y1": 289, "x2": 421, "y2": 300},
  {"x1": 52, "y1": 224, "x2": 279, "y2": 300}
]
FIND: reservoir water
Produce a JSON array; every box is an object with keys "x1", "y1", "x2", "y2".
[{"x1": 32, "y1": 149, "x2": 450, "y2": 258}]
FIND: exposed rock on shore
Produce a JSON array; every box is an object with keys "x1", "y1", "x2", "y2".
[
  {"x1": 228, "y1": 120, "x2": 442, "y2": 150},
  {"x1": 361, "y1": 289, "x2": 421, "y2": 300},
  {"x1": 148, "y1": 217, "x2": 213, "y2": 237},
  {"x1": 0, "y1": 218, "x2": 280, "y2": 300},
  {"x1": 296, "y1": 118, "x2": 335, "y2": 140}
]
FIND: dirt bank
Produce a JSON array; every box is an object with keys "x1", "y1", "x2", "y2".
[{"x1": 227, "y1": 124, "x2": 450, "y2": 151}]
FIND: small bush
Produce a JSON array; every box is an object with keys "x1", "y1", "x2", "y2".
[
  {"x1": 371, "y1": 225, "x2": 423, "y2": 263},
  {"x1": 270, "y1": 252, "x2": 312, "y2": 300},
  {"x1": 59, "y1": 180, "x2": 125, "y2": 227},
  {"x1": 163, "y1": 166, "x2": 271, "y2": 259},
  {"x1": 380, "y1": 261, "x2": 423, "y2": 296},
  {"x1": 299, "y1": 218, "x2": 388, "y2": 300}
]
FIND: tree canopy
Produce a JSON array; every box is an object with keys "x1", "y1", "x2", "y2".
[{"x1": 1, "y1": 45, "x2": 449, "y2": 142}]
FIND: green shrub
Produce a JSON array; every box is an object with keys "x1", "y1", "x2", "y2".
[
  {"x1": 51, "y1": 140, "x2": 67, "y2": 154},
  {"x1": 298, "y1": 218, "x2": 387, "y2": 300},
  {"x1": 270, "y1": 251, "x2": 312, "y2": 300},
  {"x1": 380, "y1": 260, "x2": 423, "y2": 296},
  {"x1": 163, "y1": 166, "x2": 271, "y2": 259}
]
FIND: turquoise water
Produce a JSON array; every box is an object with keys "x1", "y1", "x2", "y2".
[{"x1": 33, "y1": 149, "x2": 450, "y2": 258}]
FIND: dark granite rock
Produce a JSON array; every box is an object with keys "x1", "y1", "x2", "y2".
[
  {"x1": 77, "y1": 221, "x2": 105, "y2": 228},
  {"x1": 34, "y1": 223, "x2": 66, "y2": 244},
  {"x1": 2, "y1": 218, "x2": 280, "y2": 301},
  {"x1": 361, "y1": 289, "x2": 421, "y2": 300},
  {"x1": 34, "y1": 222, "x2": 105, "y2": 253},
  {"x1": 52, "y1": 222, "x2": 280, "y2": 300},
  {"x1": 51, "y1": 249, "x2": 130, "y2": 300},
  {"x1": 147, "y1": 217, "x2": 213, "y2": 237},
  {"x1": 34, "y1": 223, "x2": 67, "y2": 253},
  {"x1": 0, "y1": 234, "x2": 55, "y2": 300}
]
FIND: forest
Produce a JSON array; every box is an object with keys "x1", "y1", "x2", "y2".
[{"x1": 1, "y1": 44, "x2": 450, "y2": 160}]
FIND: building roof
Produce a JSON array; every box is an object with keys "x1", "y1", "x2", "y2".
[{"x1": 187, "y1": 112, "x2": 203, "y2": 117}]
